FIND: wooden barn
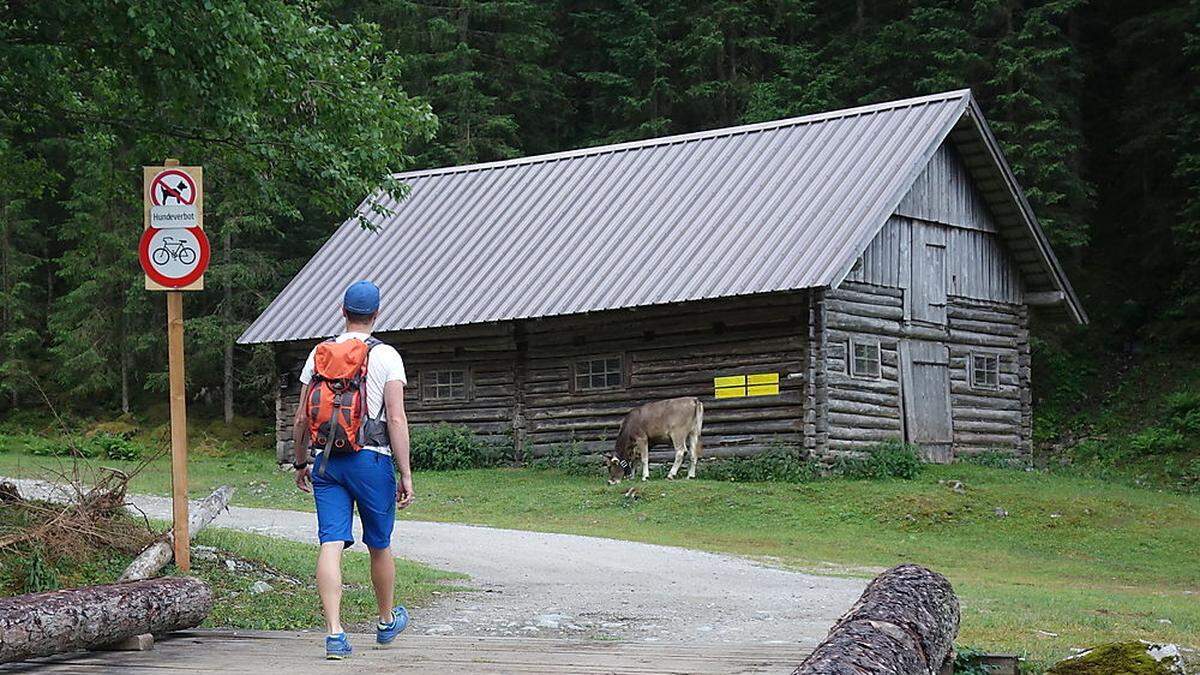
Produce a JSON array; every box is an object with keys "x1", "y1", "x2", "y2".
[{"x1": 239, "y1": 89, "x2": 1086, "y2": 466}]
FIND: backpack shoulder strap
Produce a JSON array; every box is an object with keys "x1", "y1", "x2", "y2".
[{"x1": 361, "y1": 337, "x2": 389, "y2": 422}]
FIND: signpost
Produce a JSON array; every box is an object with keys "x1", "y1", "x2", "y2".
[{"x1": 139, "y1": 159, "x2": 208, "y2": 572}]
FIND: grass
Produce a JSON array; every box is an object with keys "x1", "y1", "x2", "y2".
[
  {"x1": 1, "y1": 444, "x2": 1196, "y2": 669},
  {"x1": 0, "y1": 496, "x2": 461, "y2": 633},
  {"x1": 190, "y1": 528, "x2": 463, "y2": 631}
]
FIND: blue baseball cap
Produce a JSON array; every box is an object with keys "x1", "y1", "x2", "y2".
[{"x1": 343, "y1": 280, "x2": 380, "y2": 314}]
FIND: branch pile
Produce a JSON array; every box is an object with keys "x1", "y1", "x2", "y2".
[{"x1": 0, "y1": 470, "x2": 149, "y2": 560}]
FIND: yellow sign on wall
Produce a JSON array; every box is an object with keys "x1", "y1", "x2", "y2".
[{"x1": 714, "y1": 372, "x2": 780, "y2": 398}]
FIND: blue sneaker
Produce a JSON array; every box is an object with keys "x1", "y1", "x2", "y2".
[
  {"x1": 325, "y1": 632, "x2": 352, "y2": 660},
  {"x1": 376, "y1": 606, "x2": 410, "y2": 645}
]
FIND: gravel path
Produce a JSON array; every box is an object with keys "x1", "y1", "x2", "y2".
[{"x1": 9, "y1": 478, "x2": 864, "y2": 647}]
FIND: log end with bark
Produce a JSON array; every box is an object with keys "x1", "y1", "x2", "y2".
[
  {"x1": 794, "y1": 563, "x2": 960, "y2": 675},
  {"x1": 0, "y1": 576, "x2": 213, "y2": 664}
]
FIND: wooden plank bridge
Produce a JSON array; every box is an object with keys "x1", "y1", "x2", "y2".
[{"x1": 0, "y1": 630, "x2": 808, "y2": 674}]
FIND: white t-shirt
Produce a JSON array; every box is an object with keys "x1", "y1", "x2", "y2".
[{"x1": 299, "y1": 332, "x2": 407, "y2": 455}]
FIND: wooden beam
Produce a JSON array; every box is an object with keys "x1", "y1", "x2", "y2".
[{"x1": 1024, "y1": 291, "x2": 1066, "y2": 306}]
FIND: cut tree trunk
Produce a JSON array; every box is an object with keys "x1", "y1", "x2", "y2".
[
  {"x1": 793, "y1": 563, "x2": 960, "y2": 675},
  {"x1": 118, "y1": 485, "x2": 233, "y2": 582},
  {"x1": 0, "y1": 576, "x2": 213, "y2": 664}
]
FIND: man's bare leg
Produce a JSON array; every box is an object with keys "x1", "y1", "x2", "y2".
[
  {"x1": 369, "y1": 546, "x2": 396, "y2": 623},
  {"x1": 316, "y1": 542, "x2": 344, "y2": 634}
]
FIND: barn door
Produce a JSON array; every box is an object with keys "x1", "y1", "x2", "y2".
[
  {"x1": 900, "y1": 339, "x2": 953, "y2": 463},
  {"x1": 910, "y1": 222, "x2": 947, "y2": 325}
]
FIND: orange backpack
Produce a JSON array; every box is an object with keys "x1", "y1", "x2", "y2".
[{"x1": 306, "y1": 337, "x2": 380, "y2": 456}]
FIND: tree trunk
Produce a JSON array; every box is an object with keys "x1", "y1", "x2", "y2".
[
  {"x1": 119, "y1": 485, "x2": 234, "y2": 582},
  {"x1": 0, "y1": 577, "x2": 213, "y2": 664},
  {"x1": 223, "y1": 229, "x2": 234, "y2": 425},
  {"x1": 120, "y1": 324, "x2": 130, "y2": 415},
  {"x1": 793, "y1": 564, "x2": 960, "y2": 675}
]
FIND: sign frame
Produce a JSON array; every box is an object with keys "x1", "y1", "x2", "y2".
[{"x1": 143, "y1": 164, "x2": 204, "y2": 291}]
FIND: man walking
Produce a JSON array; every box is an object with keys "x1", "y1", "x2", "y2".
[{"x1": 292, "y1": 280, "x2": 415, "y2": 659}]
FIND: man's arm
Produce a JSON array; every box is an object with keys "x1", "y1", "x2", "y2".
[
  {"x1": 293, "y1": 383, "x2": 312, "y2": 492},
  {"x1": 383, "y1": 380, "x2": 414, "y2": 508}
]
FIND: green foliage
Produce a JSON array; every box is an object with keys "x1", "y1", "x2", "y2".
[
  {"x1": 952, "y1": 647, "x2": 994, "y2": 675},
  {"x1": 1129, "y1": 426, "x2": 1189, "y2": 455},
  {"x1": 837, "y1": 441, "x2": 924, "y2": 480},
  {"x1": 84, "y1": 432, "x2": 144, "y2": 461},
  {"x1": 962, "y1": 450, "x2": 1025, "y2": 470},
  {"x1": 22, "y1": 546, "x2": 59, "y2": 594},
  {"x1": 701, "y1": 442, "x2": 922, "y2": 483},
  {"x1": 409, "y1": 423, "x2": 506, "y2": 471},
  {"x1": 530, "y1": 442, "x2": 601, "y2": 477},
  {"x1": 0, "y1": 0, "x2": 435, "y2": 415},
  {"x1": 12, "y1": 431, "x2": 146, "y2": 460},
  {"x1": 701, "y1": 446, "x2": 818, "y2": 483}
]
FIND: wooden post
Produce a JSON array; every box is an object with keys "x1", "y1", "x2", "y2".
[{"x1": 167, "y1": 290, "x2": 190, "y2": 572}]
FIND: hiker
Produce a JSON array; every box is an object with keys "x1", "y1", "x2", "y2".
[{"x1": 292, "y1": 279, "x2": 415, "y2": 660}]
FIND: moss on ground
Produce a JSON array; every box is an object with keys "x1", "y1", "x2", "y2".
[{"x1": 1046, "y1": 642, "x2": 1183, "y2": 674}]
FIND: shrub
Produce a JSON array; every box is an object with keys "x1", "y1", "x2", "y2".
[
  {"x1": 837, "y1": 441, "x2": 923, "y2": 480},
  {"x1": 701, "y1": 446, "x2": 817, "y2": 483},
  {"x1": 1069, "y1": 438, "x2": 1131, "y2": 468},
  {"x1": 1176, "y1": 408, "x2": 1200, "y2": 434},
  {"x1": 1164, "y1": 389, "x2": 1200, "y2": 417},
  {"x1": 531, "y1": 442, "x2": 601, "y2": 476},
  {"x1": 962, "y1": 450, "x2": 1024, "y2": 469},
  {"x1": 1128, "y1": 426, "x2": 1188, "y2": 455},
  {"x1": 83, "y1": 433, "x2": 144, "y2": 461},
  {"x1": 409, "y1": 424, "x2": 506, "y2": 471},
  {"x1": 25, "y1": 435, "x2": 96, "y2": 458}
]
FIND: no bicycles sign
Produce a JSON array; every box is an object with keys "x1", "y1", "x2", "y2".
[{"x1": 141, "y1": 164, "x2": 209, "y2": 290}]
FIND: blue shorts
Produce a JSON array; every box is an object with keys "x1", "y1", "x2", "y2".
[{"x1": 312, "y1": 450, "x2": 396, "y2": 550}]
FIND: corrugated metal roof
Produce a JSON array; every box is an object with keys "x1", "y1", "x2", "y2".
[{"x1": 240, "y1": 89, "x2": 1075, "y2": 344}]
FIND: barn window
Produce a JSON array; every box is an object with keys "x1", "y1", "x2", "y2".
[
  {"x1": 422, "y1": 369, "x2": 468, "y2": 401},
  {"x1": 971, "y1": 353, "x2": 1000, "y2": 390},
  {"x1": 849, "y1": 339, "x2": 881, "y2": 379},
  {"x1": 574, "y1": 355, "x2": 624, "y2": 391}
]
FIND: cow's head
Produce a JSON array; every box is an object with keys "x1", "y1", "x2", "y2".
[{"x1": 605, "y1": 454, "x2": 632, "y2": 484}]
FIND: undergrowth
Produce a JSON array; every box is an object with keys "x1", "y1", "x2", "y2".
[{"x1": 409, "y1": 423, "x2": 508, "y2": 471}]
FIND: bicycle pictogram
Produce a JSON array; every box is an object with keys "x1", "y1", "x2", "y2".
[{"x1": 151, "y1": 236, "x2": 197, "y2": 266}]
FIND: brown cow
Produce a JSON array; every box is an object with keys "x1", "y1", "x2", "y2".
[{"x1": 606, "y1": 397, "x2": 703, "y2": 484}]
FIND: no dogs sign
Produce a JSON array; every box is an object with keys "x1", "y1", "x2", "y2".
[{"x1": 141, "y1": 164, "x2": 208, "y2": 290}]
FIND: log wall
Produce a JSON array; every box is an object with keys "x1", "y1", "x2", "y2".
[
  {"x1": 273, "y1": 293, "x2": 809, "y2": 462},
  {"x1": 520, "y1": 293, "x2": 808, "y2": 459},
  {"x1": 813, "y1": 281, "x2": 1031, "y2": 460},
  {"x1": 820, "y1": 283, "x2": 906, "y2": 459},
  {"x1": 946, "y1": 300, "x2": 1031, "y2": 456},
  {"x1": 274, "y1": 323, "x2": 520, "y2": 463}
]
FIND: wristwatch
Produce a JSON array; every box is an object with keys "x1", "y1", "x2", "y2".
[{"x1": 293, "y1": 460, "x2": 310, "y2": 471}]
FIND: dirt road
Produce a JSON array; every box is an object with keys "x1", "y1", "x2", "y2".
[{"x1": 10, "y1": 478, "x2": 864, "y2": 646}]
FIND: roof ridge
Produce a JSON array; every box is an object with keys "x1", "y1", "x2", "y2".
[{"x1": 391, "y1": 89, "x2": 973, "y2": 181}]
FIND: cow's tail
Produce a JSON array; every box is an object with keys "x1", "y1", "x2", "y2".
[{"x1": 692, "y1": 398, "x2": 704, "y2": 458}]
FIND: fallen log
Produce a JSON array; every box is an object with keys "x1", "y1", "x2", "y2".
[
  {"x1": 0, "y1": 576, "x2": 213, "y2": 664},
  {"x1": 794, "y1": 563, "x2": 960, "y2": 675},
  {"x1": 119, "y1": 485, "x2": 233, "y2": 582}
]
